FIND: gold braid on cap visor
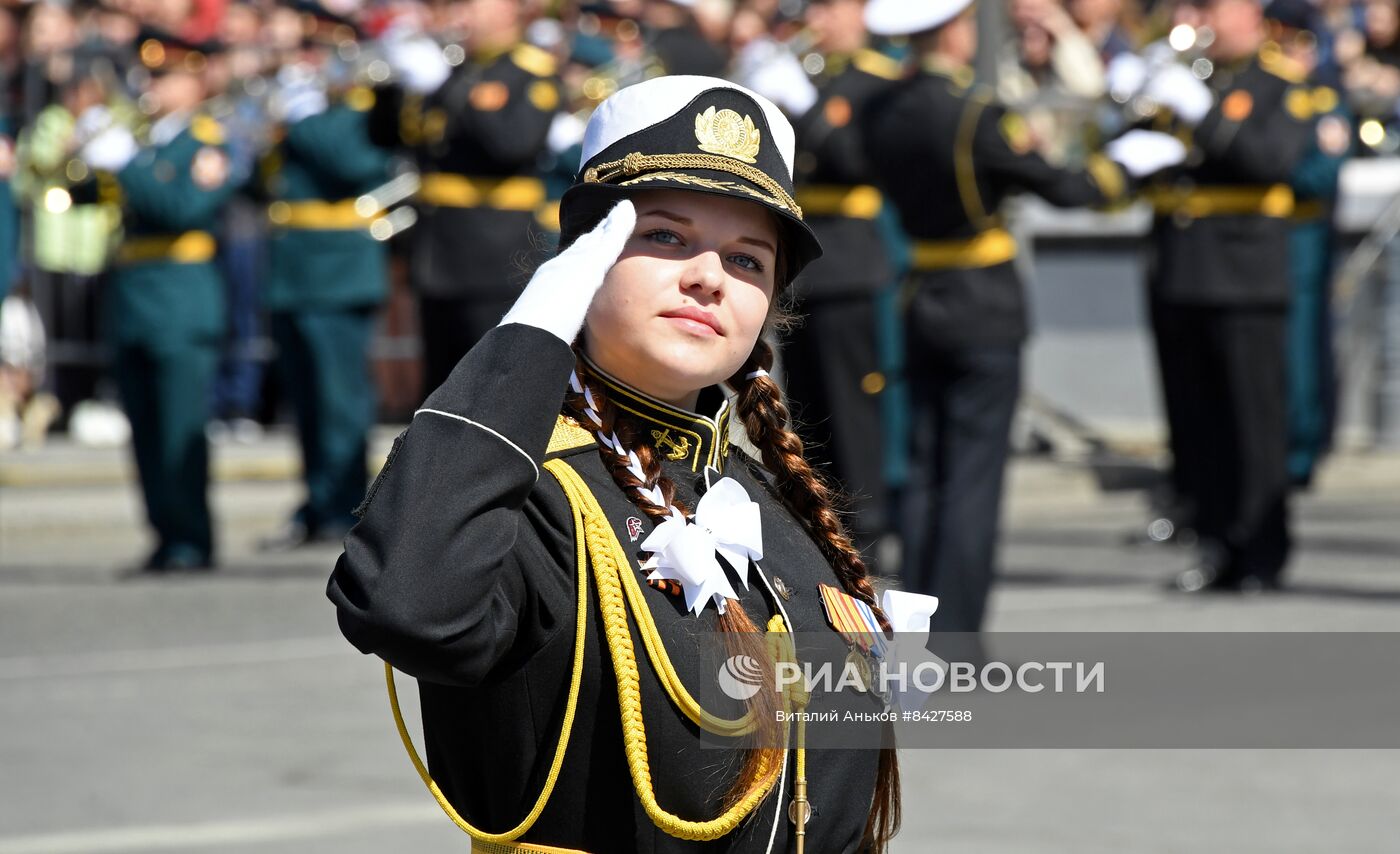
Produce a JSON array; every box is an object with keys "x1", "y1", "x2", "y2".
[{"x1": 583, "y1": 152, "x2": 804, "y2": 220}]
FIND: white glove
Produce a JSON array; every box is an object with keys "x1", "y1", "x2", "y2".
[
  {"x1": 1105, "y1": 53, "x2": 1148, "y2": 102},
  {"x1": 1105, "y1": 129, "x2": 1188, "y2": 178},
  {"x1": 381, "y1": 32, "x2": 451, "y2": 96},
  {"x1": 732, "y1": 39, "x2": 818, "y2": 117},
  {"x1": 272, "y1": 65, "x2": 329, "y2": 124},
  {"x1": 79, "y1": 123, "x2": 138, "y2": 172},
  {"x1": 499, "y1": 200, "x2": 637, "y2": 344},
  {"x1": 1144, "y1": 63, "x2": 1213, "y2": 126},
  {"x1": 276, "y1": 84, "x2": 329, "y2": 125},
  {"x1": 72, "y1": 105, "x2": 115, "y2": 146},
  {"x1": 546, "y1": 111, "x2": 586, "y2": 157}
]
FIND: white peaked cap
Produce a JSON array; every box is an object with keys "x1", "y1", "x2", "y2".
[
  {"x1": 865, "y1": 0, "x2": 976, "y2": 36},
  {"x1": 579, "y1": 75, "x2": 797, "y2": 179}
]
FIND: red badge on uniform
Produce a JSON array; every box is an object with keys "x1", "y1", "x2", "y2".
[
  {"x1": 470, "y1": 81, "x2": 510, "y2": 112},
  {"x1": 824, "y1": 96, "x2": 852, "y2": 128},
  {"x1": 1222, "y1": 90, "x2": 1253, "y2": 122}
]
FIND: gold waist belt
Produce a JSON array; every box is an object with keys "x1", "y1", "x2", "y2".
[
  {"x1": 267, "y1": 198, "x2": 381, "y2": 229},
  {"x1": 910, "y1": 228, "x2": 1018, "y2": 270},
  {"x1": 418, "y1": 173, "x2": 546, "y2": 211},
  {"x1": 115, "y1": 231, "x2": 216, "y2": 265},
  {"x1": 1147, "y1": 184, "x2": 1296, "y2": 218},
  {"x1": 795, "y1": 184, "x2": 883, "y2": 219}
]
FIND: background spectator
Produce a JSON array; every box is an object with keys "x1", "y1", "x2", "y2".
[
  {"x1": 999, "y1": 0, "x2": 1108, "y2": 163},
  {"x1": 1069, "y1": 0, "x2": 1141, "y2": 62}
]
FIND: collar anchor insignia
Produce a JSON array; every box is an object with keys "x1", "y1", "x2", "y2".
[{"x1": 651, "y1": 428, "x2": 691, "y2": 461}]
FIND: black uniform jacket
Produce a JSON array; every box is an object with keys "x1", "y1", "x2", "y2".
[
  {"x1": 1147, "y1": 51, "x2": 1315, "y2": 307},
  {"x1": 328, "y1": 324, "x2": 882, "y2": 853},
  {"x1": 369, "y1": 44, "x2": 559, "y2": 299},
  {"x1": 864, "y1": 63, "x2": 1128, "y2": 348},
  {"x1": 791, "y1": 50, "x2": 901, "y2": 299}
]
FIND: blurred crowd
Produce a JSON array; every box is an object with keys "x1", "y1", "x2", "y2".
[
  {"x1": 0, "y1": 0, "x2": 1378, "y2": 600},
  {"x1": 0, "y1": 0, "x2": 1394, "y2": 443}
]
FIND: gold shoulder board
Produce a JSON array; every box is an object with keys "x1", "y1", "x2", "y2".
[
  {"x1": 511, "y1": 44, "x2": 557, "y2": 78},
  {"x1": 191, "y1": 115, "x2": 225, "y2": 146},
  {"x1": 853, "y1": 49, "x2": 902, "y2": 81},
  {"x1": 548, "y1": 416, "x2": 595, "y2": 455},
  {"x1": 345, "y1": 86, "x2": 375, "y2": 112},
  {"x1": 1259, "y1": 47, "x2": 1307, "y2": 84}
]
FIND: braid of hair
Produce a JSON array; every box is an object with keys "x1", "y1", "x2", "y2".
[
  {"x1": 564, "y1": 360, "x2": 684, "y2": 522},
  {"x1": 728, "y1": 338, "x2": 888, "y2": 629},
  {"x1": 729, "y1": 336, "x2": 902, "y2": 852},
  {"x1": 563, "y1": 353, "x2": 783, "y2": 814}
]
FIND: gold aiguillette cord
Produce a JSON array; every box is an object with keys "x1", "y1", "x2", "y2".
[{"x1": 788, "y1": 712, "x2": 810, "y2": 852}]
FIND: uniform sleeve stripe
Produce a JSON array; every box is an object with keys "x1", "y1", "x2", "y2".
[{"x1": 413, "y1": 408, "x2": 540, "y2": 481}]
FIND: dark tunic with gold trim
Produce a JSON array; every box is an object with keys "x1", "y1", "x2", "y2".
[
  {"x1": 784, "y1": 49, "x2": 903, "y2": 546},
  {"x1": 1146, "y1": 52, "x2": 1314, "y2": 307},
  {"x1": 791, "y1": 49, "x2": 900, "y2": 300},
  {"x1": 861, "y1": 59, "x2": 1130, "y2": 631},
  {"x1": 368, "y1": 43, "x2": 561, "y2": 300},
  {"x1": 1141, "y1": 50, "x2": 1314, "y2": 584},
  {"x1": 863, "y1": 61, "x2": 1128, "y2": 348},
  {"x1": 328, "y1": 323, "x2": 883, "y2": 852}
]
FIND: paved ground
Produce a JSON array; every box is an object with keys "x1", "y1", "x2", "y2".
[{"x1": 1, "y1": 434, "x2": 1398, "y2": 853}]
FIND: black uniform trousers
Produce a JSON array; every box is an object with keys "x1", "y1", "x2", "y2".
[
  {"x1": 418, "y1": 295, "x2": 517, "y2": 401},
  {"x1": 784, "y1": 294, "x2": 887, "y2": 553},
  {"x1": 1151, "y1": 301, "x2": 1292, "y2": 581},
  {"x1": 901, "y1": 331, "x2": 1021, "y2": 634}
]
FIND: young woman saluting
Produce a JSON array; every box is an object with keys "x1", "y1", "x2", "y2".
[{"x1": 329, "y1": 75, "x2": 936, "y2": 854}]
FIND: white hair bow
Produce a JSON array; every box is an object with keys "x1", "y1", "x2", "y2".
[{"x1": 640, "y1": 477, "x2": 764, "y2": 616}]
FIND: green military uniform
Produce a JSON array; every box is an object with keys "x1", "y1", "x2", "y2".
[
  {"x1": 263, "y1": 91, "x2": 392, "y2": 538},
  {"x1": 0, "y1": 121, "x2": 16, "y2": 300},
  {"x1": 368, "y1": 42, "x2": 560, "y2": 398},
  {"x1": 1286, "y1": 81, "x2": 1349, "y2": 486},
  {"x1": 106, "y1": 113, "x2": 235, "y2": 567}
]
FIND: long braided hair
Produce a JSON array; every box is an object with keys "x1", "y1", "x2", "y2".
[
  {"x1": 562, "y1": 230, "x2": 900, "y2": 849},
  {"x1": 726, "y1": 336, "x2": 901, "y2": 851}
]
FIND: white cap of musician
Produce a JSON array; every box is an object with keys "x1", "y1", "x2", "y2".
[{"x1": 865, "y1": 0, "x2": 976, "y2": 36}]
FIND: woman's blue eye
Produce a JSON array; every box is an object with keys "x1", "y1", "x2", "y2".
[
  {"x1": 643, "y1": 228, "x2": 764, "y2": 273},
  {"x1": 729, "y1": 254, "x2": 764, "y2": 273}
]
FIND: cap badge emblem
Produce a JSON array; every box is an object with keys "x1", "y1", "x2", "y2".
[{"x1": 694, "y1": 106, "x2": 761, "y2": 164}]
